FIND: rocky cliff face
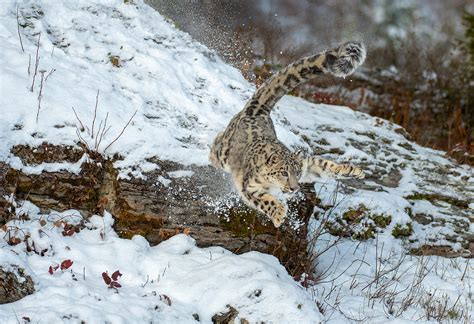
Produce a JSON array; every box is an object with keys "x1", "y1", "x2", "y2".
[{"x1": 1, "y1": 144, "x2": 318, "y2": 276}]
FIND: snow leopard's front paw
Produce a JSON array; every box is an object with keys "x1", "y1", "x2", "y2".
[{"x1": 268, "y1": 202, "x2": 286, "y2": 228}]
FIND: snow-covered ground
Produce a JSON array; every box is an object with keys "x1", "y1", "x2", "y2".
[
  {"x1": 1, "y1": 203, "x2": 321, "y2": 323},
  {"x1": 0, "y1": 0, "x2": 472, "y2": 323}
]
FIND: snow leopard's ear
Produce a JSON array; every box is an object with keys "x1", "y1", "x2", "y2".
[{"x1": 292, "y1": 150, "x2": 304, "y2": 160}]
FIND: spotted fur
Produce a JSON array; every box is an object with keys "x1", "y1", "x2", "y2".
[{"x1": 210, "y1": 42, "x2": 366, "y2": 227}]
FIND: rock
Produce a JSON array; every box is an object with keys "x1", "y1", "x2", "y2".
[
  {"x1": 212, "y1": 305, "x2": 239, "y2": 324},
  {"x1": 3, "y1": 144, "x2": 316, "y2": 276},
  {"x1": 0, "y1": 265, "x2": 35, "y2": 304}
]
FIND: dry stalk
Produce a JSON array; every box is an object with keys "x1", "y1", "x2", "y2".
[
  {"x1": 36, "y1": 70, "x2": 46, "y2": 123},
  {"x1": 16, "y1": 6, "x2": 24, "y2": 52},
  {"x1": 91, "y1": 90, "x2": 99, "y2": 139},
  {"x1": 103, "y1": 110, "x2": 137, "y2": 153},
  {"x1": 45, "y1": 68, "x2": 56, "y2": 82},
  {"x1": 30, "y1": 32, "x2": 41, "y2": 92},
  {"x1": 72, "y1": 91, "x2": 137, "y2": 155},
  {"x1": 27, "y1": 53, "x2": 31, "y2": 75}
]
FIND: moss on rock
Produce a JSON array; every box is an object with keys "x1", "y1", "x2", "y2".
[
  {"x1": 326, "y1": 204, "x2": 392, "y2": 241},
  {"x1": 392, "y1": 222, "x2": 413, "y2": 238}
]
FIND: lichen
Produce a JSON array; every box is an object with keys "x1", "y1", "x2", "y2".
[
  {"x1": 405, "y1": 192, "x2": 469, "y2": 209},
  {"x1": 392, "y1": 222, "x2": 413, "y2": 238},
  {"x1": 325, "y1": 204, "x2": 392, "y2": 241}
]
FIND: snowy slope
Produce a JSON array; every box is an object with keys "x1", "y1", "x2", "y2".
[
  {"x1": 0, "y1": 0, "x2": 250, "y2": 171},
  {"x1": 1, "y1": 204, "x2": 320, "y2": 323},
  {"x1": 0, "y1": 0, "x2": 473, "y2": 323}
]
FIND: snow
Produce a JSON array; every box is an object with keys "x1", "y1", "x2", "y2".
[
  {"x1": 0, "y1": 209, "x2": 321, "y2": 323},
  {"x1": 0, "y1": 0, "x2": 472, "y2": 322},
  {"x1": 310, "y1": 232, "x2": 472, "y2": 322}
]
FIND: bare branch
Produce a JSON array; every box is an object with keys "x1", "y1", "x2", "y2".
[
  {"x1": 94, "y1": 119, "x2": 103, "y2": 151},
  {"x1": 72, "y1": 107, "x2": 85, "y2": 131},
  {"x1": 91, "y1": 90, "x2": 99, "y2": 139},
  {"x1": 75, "y1": 127, "x2": 90, "y2": 151},
  {"x1": 16, "y1": 5, "x2": 24, "y2": 52},
  {"x1": 97, "y1": 112, "x2": 110, "y2": 150},
  {"x1": 103, "y1": 110, "x2": 137, "y2": 153},
  {"x1": 45, "y1": 68, "x2": 56, "y2": 82},
  {"x1": 30, "y1": 32, "x2": 41, "y2": 92},
  {"x1": 27, "y1": 54, "x2": 31, "y2": 75},
  {"x1": 36, "y1": 70, "x2": 46, "y2": 123}
]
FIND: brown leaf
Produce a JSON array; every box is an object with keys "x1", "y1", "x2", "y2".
[
  {"x1": 39, "y1": 219, "x2": 47, "y2": 227},
  {"x1": 110, "y1": 281, "x2": 122, "y2": 288},
  {"x1": 183, "y1": 228, "x2": 191, "y2": 235},
  {"x1": 111, "y1": 270, "x2": 122, "y2": 281},
  {"x1": 8, "y1": 237, "x2": 21, "y2": 246},
  {"x1": 62, "y1": 228, "x2": 75, "y2": 236},
  {"x1": 49, "y1": 265, "x2": 59, "y2": 275},
  {"x1": 160, "y1": 294, "x2": 172, "y2": 306},
  {"x1": 102, "y1": 272, "x2": 112, "y2": 285},
  {"x1": 60, "y1": 259, "x2": 73, "y2": 270}
]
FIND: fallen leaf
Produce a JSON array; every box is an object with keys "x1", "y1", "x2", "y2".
[
  {"x1": 111, "y1": 270, "x2": 122, "y2": 281},
  {"x1": 110, "y1": 281, "x2": 122, "y2": 288},
  {"x1": 102, "y1": 272, "x2": 112, "y2": 285},
  {"x1": 49, "y1": 265, "x2": 59, "y2": 275},
  {"x1": 60, "y1": 259, "x2": 73, "y2": 270},
  {"x1": 160, "y1": 294, "x2": 172, "y2": 306}
]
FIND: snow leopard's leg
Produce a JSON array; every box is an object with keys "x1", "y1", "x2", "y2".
[
  {"x1": 302, "y1": 156, "x2": 365, "y2": 179},
  {"x1": 209, "y1": 131, "x2": 231, "y2": 171},
  {"x1": 238, "y1": 176, "x2": 286, "y2": 227}
]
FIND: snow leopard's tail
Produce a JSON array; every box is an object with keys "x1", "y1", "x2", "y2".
[{"x1": 244, "y1": 41, "x2": 366, "y2": 116}]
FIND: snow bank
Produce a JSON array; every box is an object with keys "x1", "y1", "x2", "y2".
[{"x1": 0, "y1": 208, "x2": 321, "y2": 323}]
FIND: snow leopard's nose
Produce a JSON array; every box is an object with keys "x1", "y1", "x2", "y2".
[{"x1": 286, "y1": 184, "x2": 300, "y2": 193}]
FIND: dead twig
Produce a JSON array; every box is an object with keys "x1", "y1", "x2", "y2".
[
  {"x1": 103, "y1": 110, "x2": 137, "y2": 153},
  {"x1": 36, "y1": 70, "x2": 46, "y2": 123},
  {"x1": 27, "y1": 53, "x2": 31, "y2": 75},
  {"x1": 45, "y1": 68, "x2": 56, "y2": 82},
  {"x1": 73, "y1": 91, "x2": 137, "y2": 155},
  {"x1": 16, "y1": 5, "x2": 24, "y2": 52},
  {"x1": 91, "y1": 90, "x2": 99, "y2": 139},
  {"x1": 30, "y1": 32, "x2": 41, "y2": 92}
]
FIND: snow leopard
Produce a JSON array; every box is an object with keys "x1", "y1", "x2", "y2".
[{"x1": 210, "y1": 41, "x2": 366, "y2": 227}]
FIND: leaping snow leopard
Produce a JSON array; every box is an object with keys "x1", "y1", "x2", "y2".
[{"x1": 210, "y1": 41, "x2": 367, "y2": 227}]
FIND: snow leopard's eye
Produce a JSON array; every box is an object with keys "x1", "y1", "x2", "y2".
[{"x1": 281, "y1": 171, "x2": 288, "y2": 177}]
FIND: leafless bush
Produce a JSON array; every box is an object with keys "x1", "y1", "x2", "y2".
[{"x1": 72, "y1": 90, "x2": 137, "y2": 158}]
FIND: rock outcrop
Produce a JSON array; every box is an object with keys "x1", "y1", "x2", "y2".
[
  {"x1": 0, "y1": 265, "x2": 35, "y2": 304},
  {"x1": 2, "y1": 144, "x2": 317, "y2": 276}
]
